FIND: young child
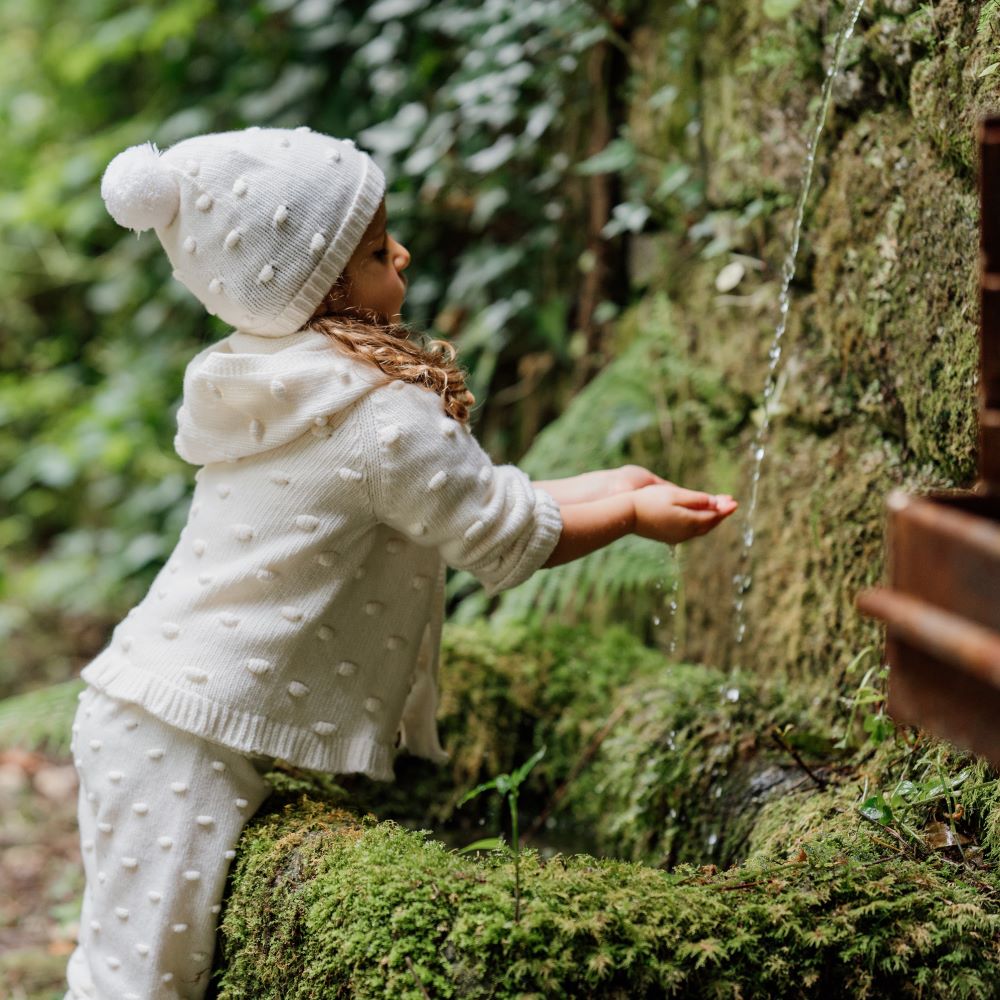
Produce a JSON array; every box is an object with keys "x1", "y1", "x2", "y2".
[{"x1": 66, "y1": 125, "x2": 737, "y2": 1000}]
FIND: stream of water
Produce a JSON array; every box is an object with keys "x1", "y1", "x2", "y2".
[
  {"x1": 653, "y1": 546, "x2": 681, "y2": 655},
  {"x1": 731, "y1": 0, "x2": 868, "y2": 658}
]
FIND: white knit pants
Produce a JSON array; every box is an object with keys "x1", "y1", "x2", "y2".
[{"x1": 65, "y1": 685, "x2": 274, "y2": 1000}]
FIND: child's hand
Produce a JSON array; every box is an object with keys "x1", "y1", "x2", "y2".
[
  {"x1": 533, "y1": 465, "x2": 667, "y2": 505},
  {"x1": 632, "y1": 484, "x2": 738, "y2": 544},
  {"x1": 609, "y1": 464, "x2": 668, "y2": 494}
]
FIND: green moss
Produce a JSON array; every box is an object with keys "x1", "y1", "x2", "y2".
[
  {"x1": 563, "y1": 662, "x2": 819, "y2": 868},
  {"x1": 810, "y1": 111, "x2": 978, "y2": 482},
  {"x1": 322, "y1": 621, "x2": 815, "y2": 868},
  {"x1": 218, "y1": 665, "x2": 1000, "y2": 997},
  {"x1": 909, "y1": 0, "x2": 999, "y2": 176},
  {"x1": 216, "y1": 788, "x2": 1000, "y2": 999}
]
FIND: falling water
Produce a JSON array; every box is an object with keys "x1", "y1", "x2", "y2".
[
  {"x1": 652, "y1": 546, "x2": 681, "y2": 655},
  {"x1": 666, "y1": 547, "x2": 680, "y2": 655},
  {"x1": 731, "y1": 0, "x2": 868, "y2": 653}
]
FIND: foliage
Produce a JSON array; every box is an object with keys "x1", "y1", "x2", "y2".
[
  {"x1": 0, "y1": 678, "x2": 84, "y2": 756},
  {"x1": 0, "y1": 0, "x2": 627, "y2": 689},
  {"x1": 980, "y1": 0, "x2": 1000, "y2": 37}
]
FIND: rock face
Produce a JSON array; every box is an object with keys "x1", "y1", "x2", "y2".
[
  {"x1": 636, "y1": 0, "x2": 991, "y2": 678},
  {"x1": 216, "y1": 2, "x2": 1000, "y2": 996}
]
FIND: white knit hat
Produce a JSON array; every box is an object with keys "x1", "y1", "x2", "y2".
[{"x1": 100, "y1": 126, "x2": 386, "y2": 338}]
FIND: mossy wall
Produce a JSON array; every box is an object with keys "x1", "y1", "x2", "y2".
[{"x1": 629, "y1": 0, "x2": 995, "y2": 681}]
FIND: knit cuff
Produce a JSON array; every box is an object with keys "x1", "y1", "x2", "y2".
[{"x1": 481, "y1": 485, "x2": 563, "y2": 598}]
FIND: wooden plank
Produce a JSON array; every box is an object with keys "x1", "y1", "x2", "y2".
[
  {"x1": 857, "y1": 588, "x2": 1000, "y2": 684},
  {"x1": 981, "y1": 117, "x2": 1000, "y2": 274},
  {"x1": 981, "y1": 285, "x2": 1000, "y2": 410},
  {"x1": 981, "y1": 412, "x2": 1000, "y2": 490},
  {"x1": 887, "y1": 494, "x2": 1000, "y2": 632},
  {"x1": 886, "y1": 637, "x2": 1000, "y2": 769}
]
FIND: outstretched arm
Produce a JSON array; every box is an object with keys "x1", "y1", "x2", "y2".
[
  {"x1": 541, "y1": 485, "x2": 738, "y2": 569},
  {"x1": 532, "y1": 465, "x2": 665, "y2": 505}
]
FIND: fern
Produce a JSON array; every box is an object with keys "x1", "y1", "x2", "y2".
[
  {"x1": 980, "y1": 0, "x2": 1000, "y2": 36},
  {"x1": 490, "y1": 533, "x2": 678, "y2": 627},
  {"x1": 450, "y1": 295, "x2": 745, "y2": 628},
  {"x1": 0, "y1": 678, "x2": 84, "y2": 755}
]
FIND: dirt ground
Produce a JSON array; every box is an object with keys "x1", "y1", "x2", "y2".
[{"x1": 0, "y1": 748, "x2": 83, "y2": 1000}]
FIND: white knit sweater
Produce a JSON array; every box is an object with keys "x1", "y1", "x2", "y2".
[{"x1": 81, "y1": 329, "x2": 563, "y2": 781}]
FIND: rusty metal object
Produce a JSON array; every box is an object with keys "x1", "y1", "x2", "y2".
[{"x1": 856, "y1": 116, "x2": 1000, "y2": 766}]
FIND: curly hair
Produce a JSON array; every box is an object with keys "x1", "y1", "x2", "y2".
[{"x1": 302, "y1": 276, "x2": 475, "y2": 425}]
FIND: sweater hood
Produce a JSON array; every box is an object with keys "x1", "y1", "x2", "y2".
[{"x1": 174, "y1": 329, "x2": 382, "y2": 465}]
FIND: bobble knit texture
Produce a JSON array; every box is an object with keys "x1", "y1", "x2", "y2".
[
  {"x1": 99, "y1": 127, "x2": 385, "y2": 338},
  {"x1": 81, "y1": 330, "x2": 563, "y2": 781},
  {"x1": 66, "y1": 687, "x2": 273, "y2": 1000}
]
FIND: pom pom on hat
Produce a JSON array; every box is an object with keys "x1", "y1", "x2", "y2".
[{"x1": 101, "y1": 141, "x2": 180, "y2": 232}]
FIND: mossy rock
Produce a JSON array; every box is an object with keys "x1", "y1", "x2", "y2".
[
  {"x1": 909, "y1": 1, "x2": 1000, "y2": 176},
  {"x1": 809, "y1": 110, "x2": 978, "y2": 482},
  {"x1": 215, "y1": 735, "x2": 1000, "y2": 999},
  {"x1": 214, "y1": 627, "x2": 1000, "y2": 997}
]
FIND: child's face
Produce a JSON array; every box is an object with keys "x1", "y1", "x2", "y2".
[{"x1": 335, "y1": 200, "x2": 411, "y2": 323}]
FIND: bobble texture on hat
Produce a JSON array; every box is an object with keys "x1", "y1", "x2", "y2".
[{"x1": 100, "y1": 127, "x2": 386, "y2": 338}]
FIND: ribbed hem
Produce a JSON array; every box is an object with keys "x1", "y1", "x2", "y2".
[
  {"x1": 258, "y1": 155, "x2": 386, "y2": 337},
  {"x1": 483, "y1": 485, "x2": 564, "y2": 598},
  {"x1": 80, "y1": 652, "x2": 397, "y2": 782}
]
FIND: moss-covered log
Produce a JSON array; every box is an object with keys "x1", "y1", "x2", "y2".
[{"x1": 217, "y1": 743, "x2": 1000, "y2": 999}]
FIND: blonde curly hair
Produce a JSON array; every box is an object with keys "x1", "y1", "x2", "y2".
[{"x1": 303, "y1": 276, "x2": 475, "y2": 425}]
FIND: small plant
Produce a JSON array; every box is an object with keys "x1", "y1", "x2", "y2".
[
  {"x1": 457, "y1": 744, "x2": 546, "y2": 922},
  {"x1": 857, "y1": 752, "x2": 977, "y2": 858},
  {"x1": 834, "y1": 646, "x2": 892, "y2": 751}
]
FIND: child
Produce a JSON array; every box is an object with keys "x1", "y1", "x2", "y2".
[{"x1": 66, "y1": 126, "x2": 737, "y2": 999}]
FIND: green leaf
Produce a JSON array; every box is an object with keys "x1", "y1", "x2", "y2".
[
  {"x1": 601, "y1": 201, "x2": 651, "y2": 238},
  {"x1": 863, "y1": 711, "x2": 894, "y2": 745},
  {"x1": 457, "y1": 837, "x2": 506, "y2": 854},
  {"x1": 511, "y1": 745, "x2": 546, "y2": 786},
  {"x1": 574, "y1": 138, "x2": 636, "y2": 176},
  {"x1": 978, "y1": 61, "x2": 1000, "y2": 78},
  {"x1": 458, "y1": 778, "x2": 501, "y2": 806},
  {"x1": 859, "y1": 795, "x2": 894, "y2": 825}
]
